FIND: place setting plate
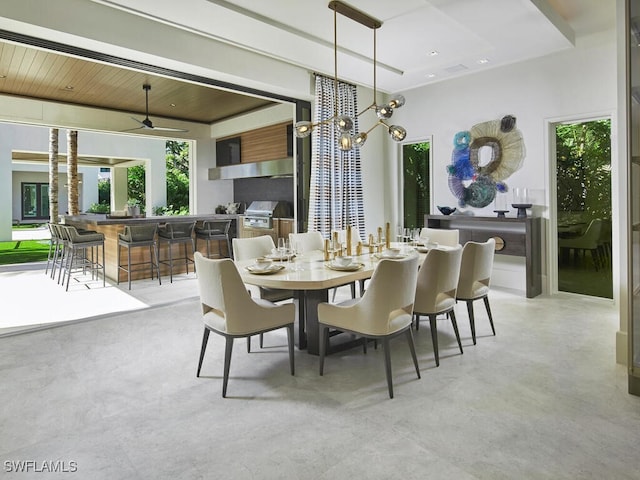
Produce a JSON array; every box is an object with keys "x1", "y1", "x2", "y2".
[
  {"x1": 245, "y1": 264, "x2": 286, "y2": 275},
  {"x1": 374, "y1": 250, "x2": 409, "y2": 260},
  {"x1": 325, "y1": 262, "x2": 364, "y2": 272},
  {"x1": 265, "y1": 253, "x2": 295, "y2": 261}
]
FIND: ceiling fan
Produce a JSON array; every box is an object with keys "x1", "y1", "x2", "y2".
[{"x1": 125, "y1": 84, "x2": 188, "y2": 133}]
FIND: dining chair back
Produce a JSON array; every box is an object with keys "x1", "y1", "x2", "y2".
[
  {"x1": 231, "y1": 235, "x2": 294, "y2": 350},
  {"x1": 232, "y1": 235, "x2": 276, "y2": 260},
  {"x1": 558, "y1": 218, "x2": 603, "y2": 271},
  {"x1": 194, "y1": 253, "x2": 295, "y2": 397},
  {"x1": 419, "y1": 227, "x2": 460, "y2": 247},
  {"x1": 288, "y1": 231, "x2": 323, "y2": 253},
  {"x1": 318, "y1": 254, "x2": 421, "y2": 398},
  {"x1": 413, "y1": 246, "x2": 463, "y2": 366},
  {"x1": 457, "y1": 238, "x2": 496, "y2": 344}
]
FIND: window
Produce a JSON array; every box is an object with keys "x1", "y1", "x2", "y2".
[
  {"x1": 22, "y1": 182, "x2": 49, "y2": 220},
  {"x1": 402, "y1": 141, "x2": 431, "y2": 228}
]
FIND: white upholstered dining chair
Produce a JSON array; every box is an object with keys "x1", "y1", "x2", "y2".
[
  {"x1": 456, "y1": 238, "x2": 496, "y2": 345},
  {"x1": 413, "y1": 246, "x2": 463, "y2": 366},
  {"x1": 318, "y1": 254, "x2": 421, "y2": 399},
  {"x1": 232, "y1": 235, "x2": 294, "y2": 350},
  {"x1": 194, "y1": 253, "x2": 295, "y2": 397},
  {"x1": 419, "y1": 227, "x2": 460, "y2": 247}
]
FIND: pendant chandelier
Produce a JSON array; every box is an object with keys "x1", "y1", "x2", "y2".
[{"x1": 294, "y1": 1, "x2": 407, "y2": 151}]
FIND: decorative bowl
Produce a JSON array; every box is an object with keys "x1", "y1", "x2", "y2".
[
  {"x1": 437, "y1": 206, "x2": 457, "y2": 216},
  {"x1": 334, "y1": 256, "x2": 353, "y2": 267},
  {"x1": 253, "y1": 257, "x2": 273, "y2": 270}
]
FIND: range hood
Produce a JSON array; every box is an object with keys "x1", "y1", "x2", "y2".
[{"x1": 208, "y1": 157, "x2": 293, "y2": 180}]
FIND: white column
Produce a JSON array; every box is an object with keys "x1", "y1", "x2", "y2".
[
  {"x1": 0, "y1": 141, "x2": 12, "y2": 241},
  {"x1": 111, "y1": 167, "x2": 128, "y2": 213}
]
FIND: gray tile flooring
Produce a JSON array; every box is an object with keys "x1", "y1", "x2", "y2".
[{"x1": 1, "y1": 273, "x2": 639, "y2": 479}]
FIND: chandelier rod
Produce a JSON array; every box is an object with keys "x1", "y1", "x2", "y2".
[{"x1": 328, "y1": 1, "x2": 382, "y2": 29}]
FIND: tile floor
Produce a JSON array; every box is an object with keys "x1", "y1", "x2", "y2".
[{"x1": 0, "y1": 265, "x2": 639, "y2": 479}]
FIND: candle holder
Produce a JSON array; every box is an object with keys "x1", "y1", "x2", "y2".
[
  {"x1": 494, "y1": 210, "x2": 509, "y2": 218},
  {"x1": 511, "y1": 203, "x2": 532, "y2": 218},
  {"x1": 512, "y1": 188, "x2": 532, "y2": 218}
]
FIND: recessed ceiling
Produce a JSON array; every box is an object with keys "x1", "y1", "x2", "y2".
[{"x1": 0, "y1": 0, "x2": 615, "y2": 129}]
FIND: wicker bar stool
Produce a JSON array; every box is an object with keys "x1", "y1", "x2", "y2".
[
  {"x1": 117, "y1": 223, "x2": 161, "y2": 289},
  {"x1": 157, "y1": 221, "x2": 196, "y2": 283},
  {"x1": 58, "y1": 225, "x2": 105, "y2": 291},
  {"x1": 194, "y1": 220, "x2": 232, "y2": 259}
]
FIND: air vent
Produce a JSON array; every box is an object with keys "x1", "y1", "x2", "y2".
[{"x1": 444, "y1": 64, "x2": 469, "y2": 74}]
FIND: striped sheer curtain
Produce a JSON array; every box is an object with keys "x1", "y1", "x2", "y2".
[{"x1": 308, "y1": 74, "x2": 365, "y2": 239}]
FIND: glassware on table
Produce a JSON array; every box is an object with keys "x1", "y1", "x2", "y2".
[{"x1": 277, "y1": 237, "x2": 286, "y2": 262}]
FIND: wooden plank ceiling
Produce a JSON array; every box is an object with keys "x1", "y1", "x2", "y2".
[{"x1": 0, "y1": 40, "x2": 276, "y2": 126}]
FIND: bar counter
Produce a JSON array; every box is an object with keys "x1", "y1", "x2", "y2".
[{"x1": 61, "y1": 213, "x2": 238, "y2": 282}]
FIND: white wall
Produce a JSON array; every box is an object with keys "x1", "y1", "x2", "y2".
[{"x1": 391, "y1": 30, "x2": 617, "y2": 295}]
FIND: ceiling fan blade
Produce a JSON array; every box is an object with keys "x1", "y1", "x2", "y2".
[
  {"x1": 130, "y1": 116, "x2": 152, "y2": 128},
  {"x1": 149, "y1": 125, "x2": 189, "y2": 133}
]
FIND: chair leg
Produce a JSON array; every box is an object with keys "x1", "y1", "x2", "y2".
[
  {"x1": 287, "y1": 323, "x2": 295, "y2": 376},
  {"x1": 483, "y1": 296, "x2": 496, "y2": 336},
  {"x1": 116, "y1": 243, "x2": 121, "y2": 286},
  {"x1": 319, "y1": 325, "x2": 329, "y2": 375},
  {"x1": 450, "y1": 309, "x2": 463, "y2": 354},
  {"x1": 260, "y1": 333, "x2": 264, "y2": 348},
  {"x1": 382, "y1": 338, "x2": 394, "y2": 399},
  {"x1": 168, "y1": 242, "x2": 174, "y2": 283},
  {"x1": 415, "y1": 313, "x2": 420, "y2": 330},
  {"x1": 127, "y1": 245, "x2": 132, "y2": 290},
  {"x1": 466, "y1": 300, "x2": 477, "y2": 345},
  {"x1": 222, "y1": 336, "x2": 234, "y2": 398},
  {"x1": 405, "y1": 328, "x2": 421, "y2": 380},
  {"x1": 196, "y1": 327, "x2": 210, "y2": 377},
  {"x1": 429, "y1": 314, "x2": 439, "y2": 367},
  {"x1": 350, "y1": 282, "x2": 356, "y2": 299},
  {"x1": 247, "y1": 336, "x2": 251, "y2": 353}
]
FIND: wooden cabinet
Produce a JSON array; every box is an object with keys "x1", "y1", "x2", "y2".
[
  {"x1": 237, "y1": 216, "x2": 295, "y2": 243},
  {"x1": 425, "y1": 214, "x2": 542, "y2": 298}
]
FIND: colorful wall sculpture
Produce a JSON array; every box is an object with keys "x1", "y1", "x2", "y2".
[{"x1": 447, "y1": 115, "x2": 525, "y2": 208}]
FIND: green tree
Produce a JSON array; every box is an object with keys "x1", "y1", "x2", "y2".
[
  {"x1": 403, "y1": 142, "x2": 430, "y2": 228},
  {"x1": 127, "y1": 141, "x2": 190, "y2": 215},
  {"x1": 556, "y1": 119, "x2": 611, "y2": 220},
  {"x1": 127, "y1": 165, "x2": 146, "y2": 210},
  {"x1": 98, "y1": 178, "x2": 110, "y2": 205},
  {"x1": 166, "y1": 141, "x2": 189, "y2": 211}
]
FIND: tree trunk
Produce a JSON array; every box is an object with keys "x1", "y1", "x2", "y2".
[
  {"x1": 67, "y1": 130, "x2": 79, "y2": 215},
  {"x1": 49, "y1": 128, "x2": 59, "y2": 223}
]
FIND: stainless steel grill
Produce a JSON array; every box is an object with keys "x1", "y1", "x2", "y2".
[{"x1": 243, "y1": 201, "x2": 290, "y2": 229}]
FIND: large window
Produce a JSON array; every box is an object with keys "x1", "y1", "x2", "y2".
[{"x1": 21, "y1": 182, "x2": 49, "y2": 220}]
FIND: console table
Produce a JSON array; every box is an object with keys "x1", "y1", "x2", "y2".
[{"x1": 425, "y1": 215, "x2": 542, "y2": 298}]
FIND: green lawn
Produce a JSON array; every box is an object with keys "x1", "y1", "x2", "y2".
[{"x1": 0, "y1": 240, "x2": 51, "y2": 265}]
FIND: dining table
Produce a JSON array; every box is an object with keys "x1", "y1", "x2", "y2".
[{"x1": 235, "y1": 244, "x2": 438, "y2": 355}]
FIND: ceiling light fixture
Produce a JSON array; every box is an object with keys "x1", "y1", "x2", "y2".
[{"x1": 294, "y1": 0, "x2": 406, "y2": 150}]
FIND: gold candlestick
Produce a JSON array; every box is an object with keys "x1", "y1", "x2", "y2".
[
  {"x1": 346, "y1": 225, "x2": 352, "y2": 256},
  {"x1": 385, "y1": 222, "x2": 391, "y2": 249},
  {"x1": 324, "y1": 239, "x2": 330, "y2": 261}
]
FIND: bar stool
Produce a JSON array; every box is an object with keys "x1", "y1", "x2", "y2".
[
  {"x1": 195, "y1": 220, "x2": 232, "y2": 259},
  {"x1": 158, "y1": 221, "x2": 196, "y2": 282},
  {"x1": 45, "y1": 223, "x2": 64, "y2": 279},
  {"x1": 117, "y1": 223, "x2": 161, "y2": 290},
  {"x1": 58, "y1": 225, "x2": 105, "y2": 291}
]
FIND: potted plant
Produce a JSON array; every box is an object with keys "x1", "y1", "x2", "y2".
[{"x1": 126, "y1": 199, "x2": 141, "y2": 217}]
